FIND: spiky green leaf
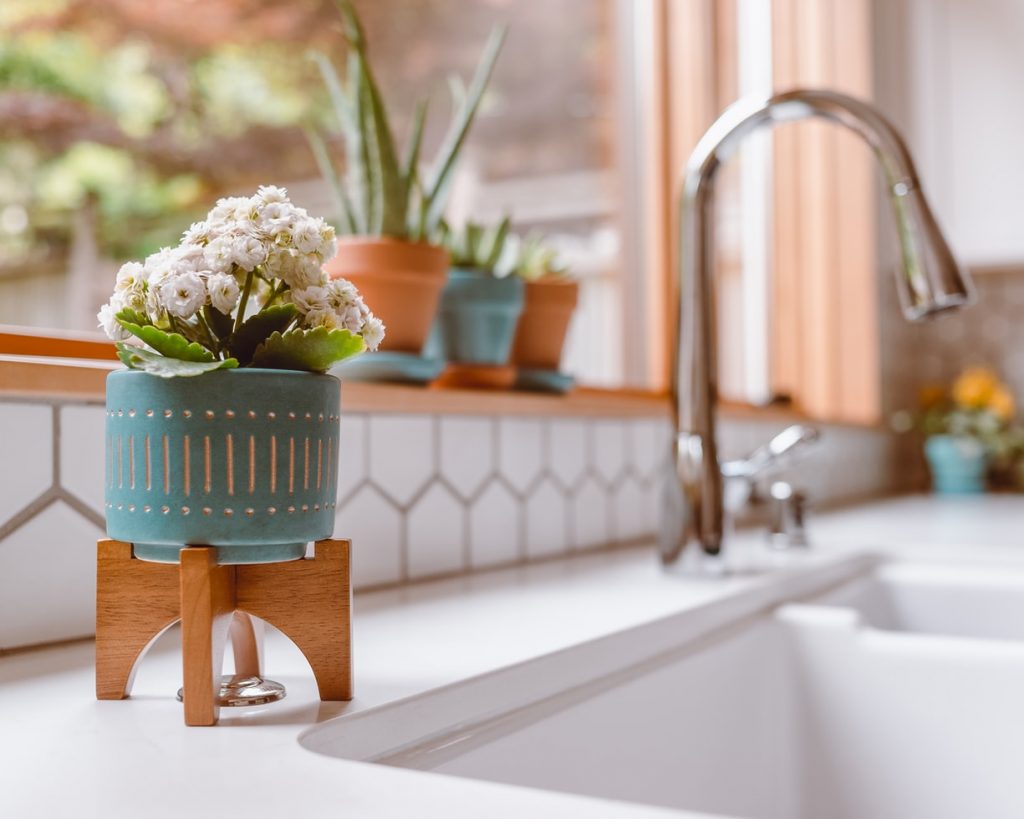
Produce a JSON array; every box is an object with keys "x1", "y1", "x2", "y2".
[
  {"x1": 359, "y1": 62, "x2": 405, "y2": 236},
  {"x1": 401, "y1": 99, "x2": 429, "y2": 233},
  {"x1": 116, "y1": 344, "x2": 238, "y2": 378},
  {"x1": 305, "y1": 127, "x2": 357, "y2": 234},
  {"x1": 115, "y1": 318, "x2": 216, "y2": 362},
  {"x1": 251, "y1": 327, "x2": 366, "y2": 372},
  {"x1": 482, "y1": 216, "x2": 511, "y2": 270},
  {"x1": 227, "y1": 303, "x2": 299, "y2": 366},
  {"x1": 422, "y1": 25, "x2": 507, "y2": 234}
]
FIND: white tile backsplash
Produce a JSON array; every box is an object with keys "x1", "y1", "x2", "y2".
[
  {"x1": 368, "y1": 415, "x2": 434, "y2": 506},
  {"x1": 572, "y1": 477, "x2": 610, "y2": 551},
  {"x1": 548, "y1": 419, "x2": 588, "y2": 490},
  {"x1": 592, "y1": 420, "x2": 626, "y2": 484},
  {"x1": 630, "y1": 419, "x2": 667, "y2": 481},
  {"x1": 525, "y1": 478, "x2": 568, "y2": 559},
  {"x1": 336, "y1": 485, "x2": 403, "y2": 588},
  {"x1": 0, "y1": 391, "x2": 903, "y2": 649},
  {"x1": 439, "y1": 417, "x2": 493, "y2": 499},
  {"x1": 0, "y1": 403, "x2": 52, "y2": 523},
  {"x1": 469, "y1": 480, "x2": 521, "y2": 568},
  {"x1": 613, "y1": 477, "x2": 650, "y2": 543},
  {"x1": 497, "y1": 418, "x2": 544, "y2": 492},
  {"x1": 0, "y1": 500, "x2": 101, "y2": 648},
  {"x1": 60, "y1": 405, "x2": 106, "y2": 516},
  {"x1": 407, "y1": 482, "x2": 464, "y2": 579},
  {"x1": 335, "y1": 413, "x2": 368, "y2": 503}
]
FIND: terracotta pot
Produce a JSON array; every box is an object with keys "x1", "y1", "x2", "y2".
[
  {"x1": 511, "y1": 279, "x2": 579, "y2": 370},
  {"x1": 325, "y1": 237, "x2": 449, "y2": 354}
]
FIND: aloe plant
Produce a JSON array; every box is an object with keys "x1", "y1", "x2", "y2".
[
  {"x1": 308, "y1": 0, "x2": 506, "y2": 242},
  {"x1": 514, "y1": 233, "x2": 569, "y2": 282},
  {"x1": 437, "y1": 217, "x2": 514, "y2": 275}
]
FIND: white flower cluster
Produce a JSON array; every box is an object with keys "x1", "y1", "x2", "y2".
[
  {"x1": 97, "y1": 186, "x2": 384, "y2": 351},
  {"x1": 290, "y1": 278, "x2": 385, "y2": 351}
]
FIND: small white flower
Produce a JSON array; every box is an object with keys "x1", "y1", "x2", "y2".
[
  {"x1": 115, "y1": 261, "x2": 146, "y2": 291},
  {"x1": 272, "y1": 248, "x2": 324, "y2": 289},
  {"x1": 327, "y1": 278, "x2": 358, "y2": 310},
  {"x1": 182, "y1": 221, "x2": 210, "y2": 245},
  {"x1": 203, "y1": 237, "x2": 235, "y2": 274},
  {"x1": 337, "y1": 304, "x2": 365, "y2": 334},
  {"x1": 207, "y1": 273, "x2": 240, "y2": 314},
  {"x1": 256, "y1": 185, "x2": 288, "y2": 204},
  {"x1": 111, "y1": 287, "x2": 147, "y2": 315},
  {"x1": 230, "y1": 234, "x2": 268, "y2": 271},
  {"x1": 159, "y1": 272, "x2": 206, "y2": 319},
  {"x1": 174, "y1": 244, "x2": 207, "y2": 271},
  {"x1": 143, "y1": 247, "x2": 177, "y2": 281},
  {"x1": 362, "y1": 316, "x2": 385, "y2": 351},
  {"x1": 97, "y1": 302, "x2": 130, "y2": 341},
  {"x1": 303, "y1": 306, "x2": 340, "y2": 330},
  {"x1": 290, "y1": 285, "x2": 330, "y2": 314},
  {"x1": 291, "y1": 219, "x2": 323, "y2": 254}
]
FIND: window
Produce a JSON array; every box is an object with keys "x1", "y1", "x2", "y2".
[{"x1": 0, "y1": 0, "x2": 631, "y2": 385}]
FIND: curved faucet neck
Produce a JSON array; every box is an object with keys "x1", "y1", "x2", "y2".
[{"x1": 665, "y1": 88, "x2": 971, "y2": 564}]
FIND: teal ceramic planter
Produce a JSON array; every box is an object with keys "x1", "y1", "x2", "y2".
[
  {"x1": 436, "y1": 268, "x2": 524, "y2": 364},
  {"x1": 924, "y1": 434, "x2": 988, "y2": 495},
  {"x1": 105, "y1": 369, "x2": 341, "y2": 564}
]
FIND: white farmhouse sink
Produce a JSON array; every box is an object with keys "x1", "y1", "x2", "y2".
[
  {"x1": 808, "y1": 561, "x2": 1024, "y2": 641},
  {"x1": 302, "y1": 557, "x2": 1024, "y2": 819}
]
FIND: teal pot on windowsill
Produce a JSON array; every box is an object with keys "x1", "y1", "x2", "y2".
[
  {"x1": 435, "y1": 267, "x2": 525, "y2": 365},
  {"x1": 924, "y1": 434, "x2": 988, "y2": 495},
  {"x1": 104, "y1": 368, "x2": 341, "y2": 564}
]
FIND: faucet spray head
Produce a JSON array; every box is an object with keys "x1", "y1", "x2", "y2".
[{"x1": 889, "y1": 182, "x2": 974, "y2": 321}]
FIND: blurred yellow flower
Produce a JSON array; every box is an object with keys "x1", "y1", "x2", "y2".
[
  {"x1": 990, "y1": 386, "x2": 1016, "y2": 421},
  {"x1": 953, "y1": 367, "x2": 1000, "y2": 409},
  {"x1": 919, "y1": 384, "x2": 946, "y2": 409}
]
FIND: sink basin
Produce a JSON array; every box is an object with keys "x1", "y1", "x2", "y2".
[
  {"x1": 302, "y1": 558, "x2": 1024, "y2": 819},
  {"x1": 810, "y1": 561, "x2": 1024, "y2": 642}
]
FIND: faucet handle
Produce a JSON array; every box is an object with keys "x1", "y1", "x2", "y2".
[
  {"x1": 721, "y1": 424, "x2": 820, "y2": 480},
  {"x1": 767, "y1": 481, "x2": 809, "y2": 549}
]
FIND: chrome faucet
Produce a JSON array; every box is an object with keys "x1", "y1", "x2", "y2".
[{"x1": 660, "y1": 88, "x2": 974, "y2": 565}]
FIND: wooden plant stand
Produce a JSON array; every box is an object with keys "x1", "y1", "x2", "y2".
[{"x1": 95, "y1": 538, "x2": 352, "y2": 726}]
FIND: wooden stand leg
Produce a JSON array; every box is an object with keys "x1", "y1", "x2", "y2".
[
  {"x1": 237, "y1": 539, "x2": 353, "y2": 701},
  {"x1": 95, "y1": 539, "x2": 179, "y2": 700},
  {"x1": 229, "y1": 612, "x2": 264, "y2": 678},
  {"x1": 179, "y1": 548, "x2": 235, "y2": 726}
]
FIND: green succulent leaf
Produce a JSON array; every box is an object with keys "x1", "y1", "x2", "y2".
[
  {"x1": 227, "y1": 303, "x2": 299, "y2": 366},
  {"x1": 115, "y1": 318, "x2": 216, "y2": 362},
  {"x1": 251, "y1": 327, "x2": 366, "y2": 372},
  {"x1": 116, "y1": 344, "x2": 238, "y2": 378},
  {"x1": 114, "y1": 307, "x2": 151, "y2": 327}
]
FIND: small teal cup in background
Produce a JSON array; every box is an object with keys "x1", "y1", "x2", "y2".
[
  {"x1": 105, "y1": 369, "x2": 341, "y2": 564},
  {"x1": 924, "y1": 434, "x2": 988, "y2": 495},
  {"x1": 435, "y1": 267, "x2": 525, "y2": 364}
]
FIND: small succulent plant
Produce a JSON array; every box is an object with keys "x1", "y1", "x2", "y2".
[
  {"x1": 514, "y1": 233, "x2": 568, "y2": 282},
  {"x1": 436, "y1": 217, "x2": 514, "y2": 276},
  {"x1": 307, "y1": 0, "x2": 506, "y2": 242}
]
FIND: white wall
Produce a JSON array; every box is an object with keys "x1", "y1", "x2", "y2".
[{"x1": 873, "y1": 0, "x2": 1024, "y2": 266}]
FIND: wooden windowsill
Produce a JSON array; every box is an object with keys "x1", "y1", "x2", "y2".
[
  {"x1": 0, "y1": 353, "x2": 888, "y2": 428},
  {"x1": 0, "y1": 354, "x2": 671, "y2": 418}
]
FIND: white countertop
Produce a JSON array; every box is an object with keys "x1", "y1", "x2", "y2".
[{"x1": 2, "y1": 495, "x2": 1022, "y2": 819}]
